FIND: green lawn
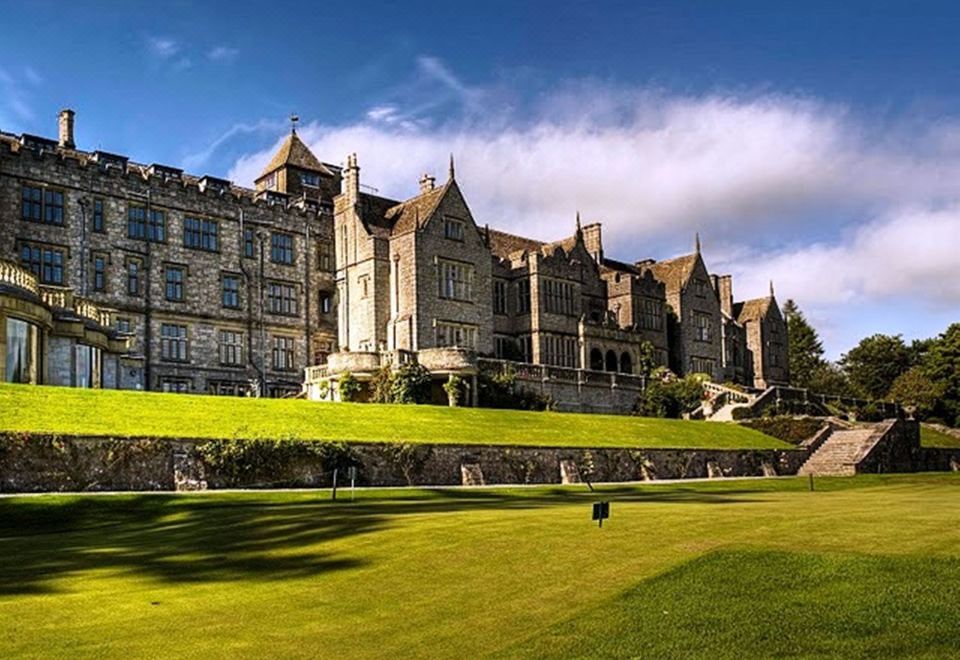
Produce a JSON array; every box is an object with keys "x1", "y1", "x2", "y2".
[
  {"x1": 921, "y1": 424, "x2": 960, "y2": 448},
  {"x1": 0, "y1": 383, "x2": 789, "y2": 449},
  {"x1": 1, "y1": 473, "x2": 958, "y2": 658}
]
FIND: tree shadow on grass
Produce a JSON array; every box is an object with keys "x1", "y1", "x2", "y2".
[{"x1": 0, "y1": 485, "x2": 764, "y2": 595}]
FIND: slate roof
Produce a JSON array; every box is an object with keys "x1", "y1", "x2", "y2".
[
  {"x1": 355, "y1": 192, "x2": 402, "y2": 238},
  {"x1": 648, "y1": 253, "x2": 699, "y2": 292},
  {"x1": 733, "y1": 297, "x2": 773, "y2": 323},
  {"x1": 259, "y1": 132, "x2": 334, "y2": 179},
  {"x1": 386, "y1": 183, "x2": 450, "y2": 234},
  {"x1": 486, "y1": 228, "x2": 545, "y2": 258}
]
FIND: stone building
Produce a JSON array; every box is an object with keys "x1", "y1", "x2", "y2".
[
  {"x1": 0, "y1": 111, "x2": 335, "y2": 395},
  {"x1": 1, "y1": 108, "x2": 787, "y2": 407}
]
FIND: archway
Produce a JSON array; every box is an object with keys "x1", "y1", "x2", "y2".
[
  {"x1": 590, "y1": 348, "x2": 604, "y2": 371},
  {"x1": 605, "y1": 350, "x2": 617, "y2": 372},
  {"x1": 619, "y1": 352, "x2": 632, "y2": 374}
]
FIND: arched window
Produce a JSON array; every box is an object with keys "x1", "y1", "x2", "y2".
[
  {"x1": 619, "y1": 352, "x2": 632, "y2": 374},
  {"x1": 605, "y1": 350, "x2": 617, "y2": 372},
  {"x1": 590, "y1": 348, "x2": 604, "y2": 371}
]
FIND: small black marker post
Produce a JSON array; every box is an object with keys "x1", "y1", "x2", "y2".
[
  {"x1": 332, "y1": 468, "x2": 338, "y2": 501},
  {"x1": 808, "y1": 473, "x2": 814, "y2": 492}
]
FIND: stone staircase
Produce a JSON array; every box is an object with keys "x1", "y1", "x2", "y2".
[{"x1": 797, "y1": 427, "x2": 879, "y2": 476}]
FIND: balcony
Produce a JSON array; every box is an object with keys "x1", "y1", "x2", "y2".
[{"x1": 0, "y1": 259, "x2": 39, "y2": 296}]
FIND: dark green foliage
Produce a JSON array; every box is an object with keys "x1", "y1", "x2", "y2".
[
  {"x1": 478, "y1": 365, "x2": 554, "y2": 411},
  {"x1": 338, "y1": 372, "x2": 361, "y2": 402},
  {"x1": 920, "y1": 323, "x2": 960, "y2": 427},
  {"x1": 442, "y1": 375, "x2": 464, "y2": 406},
  {"x1": 783, "y1": 299, "x2": 826, "y2": 389},
  {"x1": 740, "y1": 417, "x2": 826, "y2": 444},
  {"x1": 197, "y1": 438, "x2": 358, "y2": 487},
  {"x1": 887, "y1": 366, "x2": 946, "y2": 421},
  {"x1": 840, "y1": 334, "x2": 913, "y2": 399},
  {"x1": 371, "y1": 363, "x2": 432, "y2": 404},
  {"x1": 808, "y1": 361, "x2": 853, "y2": 396},
  {"x1": 637, "y1": 373, "x2": 705, "y2": 419}
]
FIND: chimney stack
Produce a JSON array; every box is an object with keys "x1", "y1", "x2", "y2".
[
  {"x1": 418, "y1": 173, "x2": 436, "y2": 193},
  {"x1": 58, "y1": 109, "x2": 75, "y2": 149},
  {"x1": 581, "y1": 222, "x2": 604, "y2": 264},
  {"x1": 716, "y1": 274, "x2": 734, "y2": 317},
  {"x1": 344, "y1": 153, "x2": 360, "y2": 204}
]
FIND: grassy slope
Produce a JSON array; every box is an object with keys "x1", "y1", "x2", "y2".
[
  {"x1": 0, "y1": 383, "x2": 789, "y2": 449},
  {"x1": 0, "y1": 474, "x2": 958, "y2": 659},
  {"x1": 921, "y1": 424, "x2": 960, "y2": 448}
]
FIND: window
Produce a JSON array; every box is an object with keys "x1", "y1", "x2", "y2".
[
  {"x1": 271, "y1": 232, "x2": 294, "y2": 264},
  {"x1": 261, "y1": 172, "x2": 277, "y2": 191},
  {"x1": 219, "y1": 330, "x2": 244, "y2": 366},
  {"x1": 243, "y1": 228, "x2": 255, "y2": 258},
  {"x1": 160, "y1": 378, "x2": 191, "y2": 393},
  {"x1": 267, "y1": 282, "x2": 298, "y2": 315},
  {"x1": 691, "y1": 357, "x2": 715, "y2": 375},
  {"x1": 222, "y1": 274, "x2": 241, "y2": 308},
  {"x1": 164, "y1": 265, "x2": 185, "y2": 301},
  {"x1": 126, "y1": 258, "x2": 142, "y2": 296},
  {"x1": 639, "y1": 298, "x2": 663, "y2": 331},
  {"x1": 74, "y1": 344, "x2": 102, "y2": 388},
  {"x1": 92, "y1": 199, "x2": 105, "y2": 233},
  {"x1": 5, "y1": 318, "x2": 39, "y2": 384},
  {"x1": 438, "y1": 259, "x2": 474, "y2": 301},
  {"x1": 542, "y1": 334, "x2": 578, "y2": 368},
  {"x1": 93, "y1": 254, "x2": 106, "y2": 291},
  {"x1": 183, "y1": 217, "x2": 219, "y2": 251},
  {"x1": 301, "y1": 172, "x2": 319, "y2": 187},
  {"x1": 160, "y1": 324, "x2": 188, "y2": 362},
  {"x1": 19, "y1": 243, "x2": 64, "y2": 285},
  {"x1": 435, "y1": 322, "x2": 477, "y2": 349},
  {"x1": 320, "y1": 292, "x2": 332, "y2": 315},
  {"x1": 693, "y1": 311, "x2": 712, "y2": 342},
  {"x1": 494, "y1": 336, "x2": 517, "y2": 359},
  {"x1": 517, "y1": 279, "x2": 531, "y2": 314},
  {"x1": 21, "y1": 185, "x2": 42, "y2": 222},
  {"x1": 694, "y1": 278, "x2": 707, "y2": 297},
  {"x1": 208, "y1": 380, "x2": 246, "y2": 396},
  {"x1": 128, "y1": 205, "x2": 165, "y2": 241},
  {"x1": 272, "y1": 336, "x2": 295, "y2": 370},
  {"x1": 444, "y1": 217, "x2": 464, "y2": 241},
  {"x1": 318, "y1": 240, "x2": 333, "y2": 271},
  {"x1": 21, "y1": 185, "x2": 64, "y2": 225},
  {"x1": 493, "y1": 279, "x2": 508, "y2": 315},
  {"x1": 116, "y1": 317, "x2": 132, "y2": 333},
  {"x1": 544, "y1": 279, "x2": 575, "y2": 316},
  {"x1": 519, "y1": 335, "x2": 534, "y2": 363}
]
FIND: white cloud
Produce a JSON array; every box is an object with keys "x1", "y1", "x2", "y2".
[
  {"x1": 208, "y1": 46, "x2": 239, "y2": 63},
  {"x1": 225, "y1": 62, "x2": 960, "y2": 351},
  {"x1": 147, "y1": 37, "x2": 179, "y2": 59}
]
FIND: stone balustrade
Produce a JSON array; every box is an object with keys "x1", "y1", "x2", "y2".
[
  {"x1": 0, "y1": 259, "x2": 39, "y2": 295},
  {"x1": 326, "y1": 351, "x2": 382, "y2": 374},
  {"x1": 417, "y1": 347, "x2": 477, "y2": 373}
]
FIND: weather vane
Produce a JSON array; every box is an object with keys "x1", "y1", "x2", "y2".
[{"x1": 290, "y1": 113, "x2": 300, "y2": 134}]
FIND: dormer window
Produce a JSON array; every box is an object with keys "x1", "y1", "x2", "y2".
[
  {"x1": 301, "y1": 172, "x2": 319, "y2": 187},
  {"x1": 262, "y1": 172, "x2": 277, "y2": 191},
  {"x1": 694, "y1": 278, "x2": 707, "y2": 297},
  {"x1": 444, "y1": 217, "x2": 465, "y2": 241}
]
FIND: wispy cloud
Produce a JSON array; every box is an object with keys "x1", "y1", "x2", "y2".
[
  {"x1": 207, "y1": 46, "x2": 239, "y2": 63},
  {"x1": 182, "y1": 118, "x2": 288, "y2": 171},
  {"x1": 22, "y1": 66, "x2": 42, "y2": 86},
  {"x1": 147, "y1": 36, "x2": 180, "y2": 59},
  {"x1": 226, "y1": 58, "x2": 960, "y2": 354},
  {"x1": 0, "y1": 64, "x2": 39, "y2": 125}
]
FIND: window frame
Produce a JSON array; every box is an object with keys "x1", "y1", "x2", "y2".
[
  {"x1": 160, "y1": 323, "x2": 189, "y2": 362},
  {"x1": 270, "y1": 232, "x2": 295, "y2": 265},
  {"x1": 164, "y1": 265, "x2": 186, "y2": 302}
]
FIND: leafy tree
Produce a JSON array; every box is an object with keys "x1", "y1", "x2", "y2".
[
  {"x1": 782, "y1": 299, "x2": 825, "y2": 389},
  {"x1": 807, "y1": 362, "x2": 852, "y2": 397},
  {"x1": 637, "y1": 372, "x2": 705, "y2": 419},
  {"x1": 922, "y1": 323, "x2": 960, "y2": 426},
  {"x1": 840, "y1": 334, "x2": 913, "y2": 399},
  {"x1": 887, "y1": 366, "x2": 946, "y2": 420}
]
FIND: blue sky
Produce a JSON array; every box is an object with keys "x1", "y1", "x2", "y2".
[{"x1": 2, "y1": 0, "x2": 958, "y2": 357}]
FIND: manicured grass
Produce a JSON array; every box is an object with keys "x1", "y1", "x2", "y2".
[
  {"x1": 921, "y1": 424, "x2": 960, "y2": 448},
  {"x1": 0, "y1": 383, "x2": 789, "y2": 449},
  {"x1": 1, "y1": 473, "x2": 958, "y2": 658}
]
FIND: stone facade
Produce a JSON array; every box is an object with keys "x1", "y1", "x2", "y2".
[
  {"x1": 2, "y1": 109, "x2": 788, "y2": 402},
  {"x1": 0, "y1": 113, "x2": 336, "y2": 395}
]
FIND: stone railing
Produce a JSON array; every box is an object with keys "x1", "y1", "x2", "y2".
[
  {"x1": 418, "y1": 347, "x2": 477, "y2": 373},
  {"x1": 40, "y1": 286, "x2": 70, "y2": 309},
  {"x1": 305, "y1": 364, "x2": 329, "y2": 382},
  {"x1": 703, "y1": 381, "x2": 754, "y2": 404},
  {"x1": 74, "y1": 297, "x2": 112, "y2": 326},
  {"x1": 0, "y1": 259, "x2": 39, "y2": 295},
  {"x1": 327, "y1": 351, "x2": 382, "y2": 374},
  {"x1": 477, "y1": 358, "x2": 647, "y2": 391}
]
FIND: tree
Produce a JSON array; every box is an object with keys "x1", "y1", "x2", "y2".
[
  {"x1": 840, "y1": 334, "x2": 913, "y2": 399},
  {"x1": 807, "y1": 361, "x2": 851, "y2": 397},
  {"x1": 922, "y1": 323, "x2": 960, "y2": 426},
  {"x1": 783, "y1": 300, "x2": 825, "y2": 389},
  {"x1": 887, "y1": 366, "x2": 945, "y2": 420}
]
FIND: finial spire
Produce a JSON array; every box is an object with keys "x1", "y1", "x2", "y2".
[
  {"x1": 575, "y1": 210, "x2": 582, "y2": 234},
  {"x1": 290, "y1": 114, "x2": 300, "y2": 135},
  {"x1": 695, "y1": 232, "x2": 701, "y2": 254},
  {"x1": 769, "y1": 280, "x2": 775, "y2": 297},
  {"x1": 448, "y1": 153, "x2": 455, "y2": 180}
]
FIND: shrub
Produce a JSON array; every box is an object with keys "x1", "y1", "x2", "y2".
[
  {"x1": 637, "y1": 374, "x2": 705, "y2": 419},
  {"x1": 443, "y1": 375, "x2": 464, "y2": 407},
  {"x1": 740, "y1": 417, "x2": 826, "y2": 444},
  {"x1": 338, "y1": 372, "x2": 361, "y2": 402},
  {"x1": 370, "y1": 363, "x2": 432, "y2": 404},
  {"x1": 196, "y1": 438, "x2": 358, "y2": 488},
  {"x1": 478, "y1": 366, "x2": 553, "y2": 411}
]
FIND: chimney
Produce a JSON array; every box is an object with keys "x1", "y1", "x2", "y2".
[
  {"x1": 58, "y1": 109, "x2": 75, "y2": 149},
  {"x1": 344, "y1": 153, "x2": 359, "y2": 204},
  {"x1": 581, "y1": 222, "x2": 603, "y2": 264},
  {"x1": 716, "y1": 274, "x2": 734, "y2": 317},
  {"x1": 418, "y1": 173, "x2": 436, "y2": 193}
]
